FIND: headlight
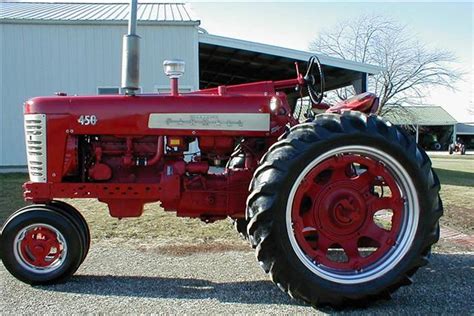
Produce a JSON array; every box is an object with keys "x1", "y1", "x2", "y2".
[{"x1": 270, "y1": 97, "x2": 282, "y2": 112}]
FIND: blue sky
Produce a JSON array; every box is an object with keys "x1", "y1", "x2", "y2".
[{"x1": 190, "y1": 2, "x2": 473, "y2": 121}]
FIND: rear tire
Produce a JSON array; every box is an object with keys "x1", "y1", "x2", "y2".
[
  {"x1": 232, "y1": 218, "x2": 250, "y2": 241},
  {"x1": 0, "y1": 205, "x2": 84, "y2": 284},
  {"x1": 247, "y1": 112, "x2": 442, "y2": 307}
]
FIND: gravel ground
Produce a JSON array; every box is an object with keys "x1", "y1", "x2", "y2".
[{"x1": 1, "y1": 239, "x2": 473, "y2": 314}]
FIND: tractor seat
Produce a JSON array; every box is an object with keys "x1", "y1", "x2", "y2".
[{"x1": 327, "y1": 92, "x2": 379, "y2": 114}]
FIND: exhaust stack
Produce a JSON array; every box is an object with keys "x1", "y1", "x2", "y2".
[{"x1": 121, "y1": 0, "x2": 140, "y2": 95}]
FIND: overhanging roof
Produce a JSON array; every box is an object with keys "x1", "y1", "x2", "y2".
[
  {"x1": 383, "y1": 106, "x2": 458, "y2": 126},
  {"x1": 198, "y1": 33, "x2": 382, "y2": 90},
  {"x1": 457, "y1": 123, "x2": 474, "y2": 135},
  {"x1": 0, "y1": 2, "x2": 199, "y2": 25},
  {"x1": 200, "y1": 34, "x2": 381, "y2": 75}
]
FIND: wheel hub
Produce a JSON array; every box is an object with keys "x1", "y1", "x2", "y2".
[
  {"x1": 16, "y1": 225, "x2": 65, "y2": 270},
  {"x1": 318, "y1": 187, "x2": 367, "y2": 236}
]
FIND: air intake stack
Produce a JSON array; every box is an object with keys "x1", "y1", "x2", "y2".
[{"x1": 121, "y1": 0, "x2": 140, "y2": 95}]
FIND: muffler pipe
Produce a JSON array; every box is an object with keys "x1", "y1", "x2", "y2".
[{"x1": 121, "y1": 0, "x2": 140, "y2": 95}]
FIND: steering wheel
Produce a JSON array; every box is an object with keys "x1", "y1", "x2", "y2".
[{"x1": 304, "y1": 56, "x2": 325, "y2": 105}]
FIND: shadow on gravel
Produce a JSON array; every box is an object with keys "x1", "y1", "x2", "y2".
[
  {"x1": 39, "y1": 253, "x2": 473, "y2": 312},
  {"x1": 43, "y1": 276, "x2": 302, "y2": 306}
]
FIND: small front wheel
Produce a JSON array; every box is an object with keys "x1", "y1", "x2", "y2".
[
  {"x1": 0, "y1": 205, "x2": 84, "y2": 284},
  {"x1": 48, "y1": 200, "x2": 91, "y2": 263}
]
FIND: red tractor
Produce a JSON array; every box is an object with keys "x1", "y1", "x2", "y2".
[
  {"x1": 0, "y1": 1, "x2": 442, "y2": 308},
  {"x1": 449, "y1": 138, "x2": 466, "y2": 155}
]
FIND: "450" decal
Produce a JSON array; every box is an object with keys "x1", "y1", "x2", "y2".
[{"x1": 78, "y1": 115, "x2": 98, "y2": 126}]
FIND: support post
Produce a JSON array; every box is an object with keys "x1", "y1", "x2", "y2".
[
  {"x1": 452, "y1": 124, "x2": 457, "y2": 143},
  {"x1": 415, "y1": 125, "x2": 419, "y2": 143},
  {"x1": 352, "y1": 73, "x2": 368, "y2": 94}
]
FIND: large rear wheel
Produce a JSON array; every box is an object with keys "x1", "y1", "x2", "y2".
[
  {"x1": 247, "y1": 112, "x2": 442, "y2": 306},
  {"x1": 231, "y1": 218, "x2": 250, "y2": 241}
]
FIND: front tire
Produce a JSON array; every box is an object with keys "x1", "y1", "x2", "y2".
[
  {"x1": 0, "y1": 205, "x2": 84, "y2": 284},
  {"x1": 47, "y1": 200, "x2": 90, "y2": 263},
  {"x1": 247, "y1": 112, "x2": 442, "y2": 306}
]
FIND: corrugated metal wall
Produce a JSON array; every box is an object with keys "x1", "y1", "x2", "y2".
[{"x1": 0, "y1": 22, "x2": 199, "y2": 166}]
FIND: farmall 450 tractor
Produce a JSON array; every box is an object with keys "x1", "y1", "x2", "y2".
[{"x1": 0, "y1": 1, "x2": 442, "y2": 308}]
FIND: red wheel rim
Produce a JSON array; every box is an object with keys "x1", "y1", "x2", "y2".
[
  {"x1": 15, "y1": 224, "x2": 66, "y2": 272},
  {"x1": 291, "y1": 153, "x2": 405, "y2": 272}
]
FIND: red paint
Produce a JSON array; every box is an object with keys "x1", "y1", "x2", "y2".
[
  {"x1": 101, "y1": 199, "x2": 150, "y2": 218},
  {"x1": 326, "y1": 92, "x2": 379, "y2": 114},
  {"x1": 23, "y1": 77, "x2": 298, "y2": 219},
  {"x1": 88, "y1": 163, "x2": 112, "y2": 181},
  {"x1": 195, "y1": 77, "x2": 303, "y2": 95},
  {"x1": 291, "y1": 153, "x2": 403, "y2": 270},
  {"x1": 146, "y1": 136, "x2": 164, "y2": 166},
  {"x1": 20, "y1": 226, "x2": 62, "y2": 268},
  {"x1": 62, "y1": 136, "x2": 78, "y2": 177},
  {"x1": 186, "y1": 162, "x2": 209, "y2": 174},
  {"x1": 170, "y1": 78, "x2": 179, "y2": 96},
  {"x1": 22, "y1": 74, "x2": 379, "y2": 222},
  {"x1": 199, "y1": 136, "x2": 234, "y2": 155}
]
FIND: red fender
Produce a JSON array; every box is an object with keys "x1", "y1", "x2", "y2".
[{"x1": 326, "y1": 92, "x2": 380, "y2": 114}]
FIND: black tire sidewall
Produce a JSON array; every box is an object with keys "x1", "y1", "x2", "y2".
[{"x1": 48, "y1": 200, "x2": 90, "y2": 262}]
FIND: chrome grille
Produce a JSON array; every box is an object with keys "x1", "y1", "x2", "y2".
[{"x1": 24, "y1": 114, "x2": 47, "y2": 182}]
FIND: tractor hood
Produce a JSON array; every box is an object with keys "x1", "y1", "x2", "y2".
[{"x1": 24, "y1": 94, "x2": 279, "y2": 136}]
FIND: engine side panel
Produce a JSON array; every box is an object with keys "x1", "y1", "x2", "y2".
[{"x1": 22, "y1": 92, "x2": 294, "y2": 219}]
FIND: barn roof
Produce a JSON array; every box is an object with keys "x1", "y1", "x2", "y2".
[
  {"x1": 457, "y1": 123, "x2": 474, "y2": 135},
  {"x1": 383, "y1": 106, "x2": 457, "y2": 126},
  {"x1": 0, "y1": 2, "x2": 199, "y2": 24}
]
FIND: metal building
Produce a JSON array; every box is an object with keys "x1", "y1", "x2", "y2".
[
  {"x1": 383, "y1": 105, "x2": 458, "y2": 150},
  {"x1": 0, "y1": 2, "x2": 380, "y2": 169},
  {"x1": 456, "y1": 123, "x2": 474, "y2": 149}
]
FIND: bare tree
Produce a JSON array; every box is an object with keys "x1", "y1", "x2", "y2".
[
  {"x1": 309, "y1": 15, "x2": 462, "y2": 114},
  {"x1": 468, "y1": 100, "x2": 474, "y2": 116}
]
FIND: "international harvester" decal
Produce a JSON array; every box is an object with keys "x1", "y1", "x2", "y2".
[{"x1": 148, "y1": 113, "x2": 270, "y2": 131}]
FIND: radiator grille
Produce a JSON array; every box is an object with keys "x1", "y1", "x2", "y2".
[{"x1": 24, "y1": 114, "x2": 47, "y2": 182}]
